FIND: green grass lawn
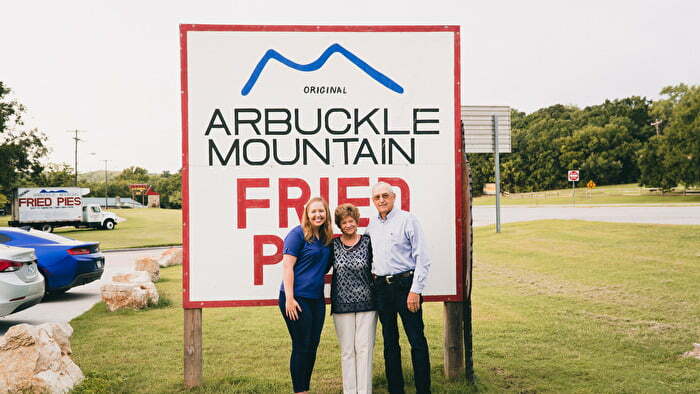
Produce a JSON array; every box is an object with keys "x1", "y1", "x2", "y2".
[
  {"x1": 474, "y1": 183, "x2": 700, "y2": 206},
  {"x1": 0, "y1": 208, "x2": 182, "y2": 250},
  {"x1": 69, "y1": 220, "x2": 700, "y2": 393}
]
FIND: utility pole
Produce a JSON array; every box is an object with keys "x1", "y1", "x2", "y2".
[
  {"x1": 67, "y1": 130, "x2": 86, "y2": 186},
  {"x1": 650, "y1": 119, "x2": 663, "y2": 136},
  {"x1": 102, "y1": 159, "x2": 110, "y2": 208}
]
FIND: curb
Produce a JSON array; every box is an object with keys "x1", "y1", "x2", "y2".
[{"x1": 103, "y1": 245, "x2": 182, "y2": 253}]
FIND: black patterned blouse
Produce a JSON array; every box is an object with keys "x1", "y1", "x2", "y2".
[{"x1": 330, "y1": 234, "x2": 376, "y2": 314}]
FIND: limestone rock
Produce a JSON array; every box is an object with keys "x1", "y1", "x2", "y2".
[
  {"x1": 0, "y1": 323, "x2": 83, "y2": 393},
  {"x1": 158, "y1": 247, "x2": 182, "y2": 267},
  {"x1": 100, "y1": 272, "x2": 159, "y2": 312},
  {"x1": 134, "y1": 257, "x2": 161, "y2": 282},
  {"x1": 112, "y1": 271, "x2": 151, "y2": 284},
  {"x1": 682, "y1": 343, "x2": 700, "y2": 360}
]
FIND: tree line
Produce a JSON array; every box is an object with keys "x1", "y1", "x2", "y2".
[
  {"x1": 32, "y1": 164, "x2": 183, "y2": 209},
  {"x1": 468, "y1": 84, "x2": 699, "y2": 195},
  {"x1": 2, "y1": 80, "x2": 698, "y2": 208}
]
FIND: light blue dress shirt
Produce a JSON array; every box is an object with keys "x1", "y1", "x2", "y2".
[{"x1": 365, "y1": 208, "x2": 431, "y2": 294}]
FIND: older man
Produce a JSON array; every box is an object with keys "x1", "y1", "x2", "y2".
[{"x1": 366, "y1": 182, "x2": 431, "y2": 394}]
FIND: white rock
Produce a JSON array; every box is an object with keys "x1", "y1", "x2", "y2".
[
  {"x1": 134, "y1": 257, "x2": 160, "y2": 282},
  {"x1": 112, "y1": 271, "x2": 151, "y2": 284},
  {"x1": 100, "y1": 272, "x2": 159, "y2": 312},
  {"x1": 682, "y1": 343, "x2": 700, "y2": 360},
  {"x1": 0, "y1": 323, "x2": 83, "y2": 393},
  {"x1": 158, "y1": 248, "x2": 182, "y2": 267}
]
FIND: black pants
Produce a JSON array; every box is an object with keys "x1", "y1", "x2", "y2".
[
  {"x1": 279, "y1": 292, "x2": 326, "y2": 393},
  {"x1": 375, "y1": 275, "x2": 431, "y2": 394}
]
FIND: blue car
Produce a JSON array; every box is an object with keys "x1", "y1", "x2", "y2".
[{"x1": 0, "y1": 227, "x2": 104, "y2": 294}]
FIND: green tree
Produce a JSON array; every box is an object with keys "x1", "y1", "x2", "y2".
[
  {"x1": 639, "y1": 84, "x2": 700, "y2": 189},
  {"x1": 637, "y1": 136, "x2": 677, "y2": 191},
  {"x1": 0, "y1": 82, "x2": 48, "y2": 202},
  {"x1": 30, "y1": 163, "x2": 75, "y2": 187},
  {"x1": 116, "y1": 166, "x2": 149, "y2": 183},
  {"x1": 660, "y1": 85, "x2": 700, "y2": 187},
  {"x1": 469, "y1": 97, "x2": 656, "y2": 195},
  {"x1": 153, "y1": 170, "x2": 182, "y2": 209},
  {"x1": 559, "y1": 118, "x2": 641, "y2": 185},
  {"x1": 650, "y1": 83, "x2": 691, "y2": 127}
]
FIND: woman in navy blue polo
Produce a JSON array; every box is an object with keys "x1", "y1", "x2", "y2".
[{"x1": 279, "y1": 196, "x2": 333, "y2": 394}]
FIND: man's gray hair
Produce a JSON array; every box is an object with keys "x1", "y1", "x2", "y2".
[{"x1": 371, "y1": 181, "x2": 396, "y2": 196}]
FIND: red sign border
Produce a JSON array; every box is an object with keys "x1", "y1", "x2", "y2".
[{"x1": 180, "y1": 24, "x2": 462, "y2": 308}]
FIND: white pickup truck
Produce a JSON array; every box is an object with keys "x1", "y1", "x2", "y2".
[{"x1": 8, "y1": 187, "x2": 123, "y2": 232}]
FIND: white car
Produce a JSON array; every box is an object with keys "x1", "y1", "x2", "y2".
[{"x1": 0, "y1": 244, "x2": 45, "y2": 317}]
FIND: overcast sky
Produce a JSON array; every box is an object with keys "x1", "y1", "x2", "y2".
[{"x1": 1, "y1": 0, "x2": 698, "y2": 173}]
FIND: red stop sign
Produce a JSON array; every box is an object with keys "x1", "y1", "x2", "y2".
[{"x1": 568, "y1": 170, "x2": 579, "y2": 182}]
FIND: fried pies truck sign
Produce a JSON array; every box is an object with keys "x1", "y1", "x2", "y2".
[{"x1": 181, "y1": 25, "x2": 462, "y2": 307}]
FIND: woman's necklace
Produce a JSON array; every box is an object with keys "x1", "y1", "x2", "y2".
[{"x1": 340, "y1": 233, "x2": 360, "y2": 248}]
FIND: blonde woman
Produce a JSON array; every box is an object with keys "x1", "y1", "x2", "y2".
[
  {"x1": 331, "y1": 203, "x2": 377, "y2": 394},
  {"x1": 279, "y1": 197, "x2": 333, "y2": 394}
]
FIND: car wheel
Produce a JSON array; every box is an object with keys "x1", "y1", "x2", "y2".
[
  {"x1": 40, "y1": 224, "x2": 53, "y2": 233},
  {"x1": 103, "y1": 219, "x2": 115, "y2": 230}
]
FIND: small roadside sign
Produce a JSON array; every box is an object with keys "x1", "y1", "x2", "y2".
[
  {"x1": 587, "y1": 180, "x2": 596, "y2": 189},
  {"x1": 568, "y1": 170, "x2": 580, "y2": 182}
]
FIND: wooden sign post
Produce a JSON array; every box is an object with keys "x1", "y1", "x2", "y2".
[
  {"x1": 443, "y1": 138, "x2": 474, "y2": 382},
  {"x1": 184, "y1": 308, "x2": 202, "y2": 388}
]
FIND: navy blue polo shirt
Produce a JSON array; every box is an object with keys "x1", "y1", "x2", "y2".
[{"x1": 279, "y1": 225, "x2": 331, "y2": 299}]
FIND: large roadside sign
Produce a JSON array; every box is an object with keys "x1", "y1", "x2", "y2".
[{"x1": 180, "y1": 25, "x2": 461, "y2": 308}]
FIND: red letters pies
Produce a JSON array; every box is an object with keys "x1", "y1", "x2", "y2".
[
  {"x1": 240, "y1": 176, "x2": 410, "y2": 285},
  {"x1": 18, "y1": 197, "x2": 81, "y2": 207}
]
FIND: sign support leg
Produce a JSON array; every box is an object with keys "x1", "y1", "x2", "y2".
[
  {"x1": 445, "y1": 122, "x2": 469, "y2": 380},
  {"x1": 443, "y1": 302, "x2": 464, "y2": 379},
  {"x1": 494, "y1": 115, "x2": 501, "y2": 233},
  {"x1": 463, "y1": 150, "x2": 475, "y2": 383},
  {"x1": 184, "y1": 308, "x2": 202, "y2": 388},
  {"x1": 464, "y1": 297, "x2": 474, "y2": 383}
]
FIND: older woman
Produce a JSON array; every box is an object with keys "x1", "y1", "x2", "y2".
[
  {"x1": 331, "y1": 203, "x2": 377, "y2": 394},
  {"x1": 279, "y1": 197, "x2": 333, "y2": 394}
]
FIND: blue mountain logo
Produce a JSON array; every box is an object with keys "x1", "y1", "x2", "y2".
[
  {"x1": 39, "y1": 189, "x2": 68, "y2": 193},
  {"x1": 241, "y1": 43, "x2": 404, "y2": 96}
]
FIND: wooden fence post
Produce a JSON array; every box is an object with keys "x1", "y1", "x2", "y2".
[{"x1": 184, "y1": 308, "x2": 202, "y2": 388}]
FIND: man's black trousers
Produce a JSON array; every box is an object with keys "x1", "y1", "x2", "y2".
[{"x1": 375, "y1": 275, "x2": 431, "y2": 394}]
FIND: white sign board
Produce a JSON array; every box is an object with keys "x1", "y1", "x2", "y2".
[
  {"x1": 568, "y1": 170, "x2": 580, "y2": 182},
  {"x1": 181, "y1": 25, "x2": 462, "y2": 308},
  {"x1": 15, "y1": 187, "x2": 83, "y2": 223}
]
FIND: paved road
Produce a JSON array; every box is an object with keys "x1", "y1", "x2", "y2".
[
  {"x1": 0, "y1": 248, "x2": 166, "y2": 335},
  {"x1": 473, "y1": 205, "x2": 700, "y2": 227}
]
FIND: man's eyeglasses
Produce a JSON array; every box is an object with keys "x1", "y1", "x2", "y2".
[{"x1": 372, "y1": 192, "x2": 393, "y2": 201}]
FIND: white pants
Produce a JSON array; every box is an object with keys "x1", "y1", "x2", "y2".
[{"x1": 333, "y1": 311, "x2": 378, "y2": 394}]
